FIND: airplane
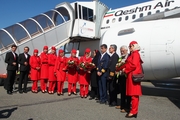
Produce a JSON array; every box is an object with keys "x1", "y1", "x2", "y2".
[{"x1": 0, "y1": 0, "x2": 180, "y2": 81}]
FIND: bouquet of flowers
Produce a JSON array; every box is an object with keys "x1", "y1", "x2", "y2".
[
  {"x1": 79, "y1": 62, "x2": 86, "y2": 70},
  {"x1": 85, "y1": 62, "x2": 96, "y2": 71},
  {"x1": 115, "y1": 57, "x2": 125, "y2": 72},
  {"x1": 67, "y1": 60, "x2": 76, "y2": 68}
]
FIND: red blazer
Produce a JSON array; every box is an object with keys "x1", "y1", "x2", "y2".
[
  {"x1": 79, "y1": 56, "x2": 92, "y2": 85},
  {"x1": 67, "y1": 56, "x2": 79, "y2": 84},
  {"x1": 48, "y1": 53, "x2": 57, "y2": 81},
  {"x1": 120, "y1": 50, "x2": 143, "y2": 96},
  {"x1": 40, "y1": 52, "x2": 49, "y2": 79},
  {"x1": 54, "y1": 56, "x2": 67, "y2": 81},
  {"x1": 30, "y1": 56, "x2": 41, "y2": 80}
]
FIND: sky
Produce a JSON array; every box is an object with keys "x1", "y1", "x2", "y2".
[{"x1": 0, "y1": 0, "x2": 150, "y2": 29}]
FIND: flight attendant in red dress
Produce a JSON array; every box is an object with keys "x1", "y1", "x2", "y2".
[
  {"x1": 79, "y1": 48, "x2": 92, "y2": 98},
  {"x1": 67, "y1": 49, "x2": 79, "y2": 96},
  {"x1": 48, "y1": 46, "x2": 57, "y2": 94},
  {"x1": 54, "y1": 49, "x2": 67, "y2": 96},
  {"x1": 40, "y1": 46, "x2": 49, "y2": 93},
  {"x1": 120, "y1": 41, "x2": 143, "y2": 118},
  {"x1": 30, "y1": 49, "x2": 41, "y2": 93}
]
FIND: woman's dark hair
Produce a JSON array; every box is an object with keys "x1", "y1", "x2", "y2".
[{"x1": 92, "y1": 50, "x2": 101, "y2": 66}]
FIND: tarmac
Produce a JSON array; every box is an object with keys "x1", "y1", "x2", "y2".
[{"x1": 0, "y1": 78, "x2": 180, "y2": 120}]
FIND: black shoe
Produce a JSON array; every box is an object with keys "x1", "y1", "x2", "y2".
[
  {"x1": 89, "y1": 97, "x2": 94, "y2": 100},
  {"x1": 125, "y1": 113, "x2": 137, "y2": 118},
  {"x1": 7, "y1": 91, "x2": 12, "y2": 95},
  {"x1": 19, "y1": 90, "x2": 23, "y2": 94},
  {"x1": 100, "y1": 101, "x2": 106, "y2": 104},
  {"x1": 73, "y1": 92, "x2": 77, "y2": 95},
  {"x1": 23, "y1": 90, "x2": 27, "y2": 93},
  {"x1": 96, "y1": 100, "x2": 100, "y2": 103},
  {"x1": 109, "y1": 102, "x2": 116, "y2": 107}
]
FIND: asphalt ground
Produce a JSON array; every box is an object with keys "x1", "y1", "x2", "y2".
[{"x1": 0, "y1": 78, "x2": 180, "y2": 120}]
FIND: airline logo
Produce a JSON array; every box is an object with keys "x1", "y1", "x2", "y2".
[{"x1": 104, "y1": 0, "x2": 174, "y2": 18}]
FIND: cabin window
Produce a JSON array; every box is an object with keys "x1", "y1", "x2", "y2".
[
  {"x1": 165, "y1": 8, "x2": 169, "y2": 11},
  {"x1": 118, "y1": 17, "x2": 122, "y2": 22},
  {"x1": 140, "y1": 13, "x2": 143, "y2": 18},
  {"x1": 106, "y1": 19, "x2": 109, "y2": 24},
  {"x1": 156, "y1": 10, "x2": 160, "y2": 13},
  {"x1": 112, "y1": 18, "x2": 116, "y2": 23},
  {"x1": 147, "y1": 12, "x2": 151, "y2": 15},
  {"x1": 125, "y1": 16, "x2": 129, "y2": 21},
  {"x1": 132, "y1": 15, "x2": 136, "y2": 19}
]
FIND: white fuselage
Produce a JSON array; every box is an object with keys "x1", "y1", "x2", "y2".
[{"x1": 97, "y1": 0, "x2": 180, "y2": 80}]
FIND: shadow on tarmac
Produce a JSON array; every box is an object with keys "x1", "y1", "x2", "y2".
[
  {"x1": 0, "y1": 107, "x2": 17, "y2": 119},
  {"x1": 142, "y1": 80, "x2": 180, "y2": 109}
]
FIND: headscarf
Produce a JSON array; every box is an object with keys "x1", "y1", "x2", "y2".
[
  {"x1": 43, "y1": 46, "x2": 48, "y2": 50},
  {"x1": 33, "y1": 49, "x2": 38, "y2": 56}
]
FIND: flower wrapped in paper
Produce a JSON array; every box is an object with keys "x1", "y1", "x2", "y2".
[
  {"x1": 79, "y1": 62, "x2": 86, "y2": 70},
  {"x1": 67, "y1": 60, "x2": 76, "y2": 68},
  {"x1": 85, "y1": 62, "x2": 96, "y2": 71},
  {"x1": 115, "y1": 57, "x2": 125, "y2": 72}
]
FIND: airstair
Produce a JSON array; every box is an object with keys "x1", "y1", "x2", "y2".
[{"x1": 0, "y1": 1, "x2": 108, "y2": 74}]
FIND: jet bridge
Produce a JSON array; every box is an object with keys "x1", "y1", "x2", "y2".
[{"x1": 0, "y1": 1, "x2": 108, "y2": 74}]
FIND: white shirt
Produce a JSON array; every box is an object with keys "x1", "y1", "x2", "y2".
[
  {"x1": 109, "y1": 52, "x2": 115, "y2": 57},
  {"x1": 24, "y1": 53, "x2": 28, "y2": 59},
  {"x1": 12, "y1": 51, "x2": 16, "y2": 58},
  {"x1": 100, "y1": 52, "x2": 106, "y2": 60}
]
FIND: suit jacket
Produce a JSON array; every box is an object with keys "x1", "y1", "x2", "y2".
[
  {"x1": 97, "y1": 52, "x2": 110, "y2": 75},
  {"x1": 107, "y1": 52, "x2": 119, "y2": 79},
  {"x1": 5, "y1": 51, "x2": 18, "y2": 71},
  {"x1": 18, "y1": 53, "x2": 31, "y2": 72}
]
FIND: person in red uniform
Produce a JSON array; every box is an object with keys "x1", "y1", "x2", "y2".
[
  {"x1": 120, "y1": 41, "x2": 143, "y2": 118},
  {"x1": 79, "y1": 48, "x2": 92, "y2": 98},
  {"x1": 67, "y1": 49, "x2": 79, "y2": 96},
  {"x1": 54, "y1": 49, "x2": 67, "y2": 96},
  {"x1": 29, "y1": 49, "x2": 41, "y2": 93},
  {"x1": 48, "y1": 46, "x2": 57, "y2": 94},
  {"x1": 40, "y1": 46, "x2": 49, "y2": 93}
]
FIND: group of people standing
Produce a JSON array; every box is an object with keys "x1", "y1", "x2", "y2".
[{"x1": 4, "y1": 40, "x2": 143, "y2": 118}]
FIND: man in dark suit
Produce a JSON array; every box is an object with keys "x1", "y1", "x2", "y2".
[
  {"x1": 5, "y1": 44, "x2": 18, "y2": 95},
  {"x1": 97, "y1": 44, "x2": 109, "y2": 104},
  {"x1": 18, "y1": 46, "x2": 31, "y2": 93},
  {"x1": 107, "y1": 44, "x2": 119, "y2": 107}
]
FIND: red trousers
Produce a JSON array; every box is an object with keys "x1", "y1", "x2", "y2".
[
  {"x1": 57, "y1": 81, "x2": 64, "y2": 93},
  {"x1": 40, "y1": 79, "x2": 48, "y2": 91},
  {"x1": 130, "y1": 95, "x2": 139, "y2": 114},
  {"x1": 32, "y1": 81, "x2": 38, "y2": 91},
  {"x1": 80, "y1": 85, "x2": 89, "y2": 96},
  {"x1": 68, "y1": 83, "x2": 76, "y2": 93},
  {"x1": 48, "y1": 81, "x2": 56, "y2": 92}
]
